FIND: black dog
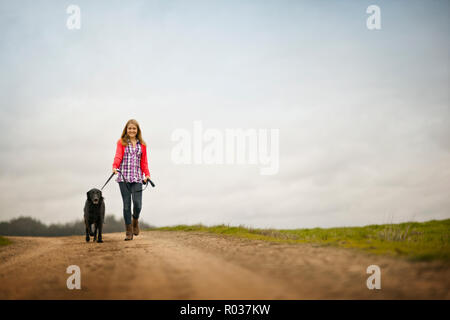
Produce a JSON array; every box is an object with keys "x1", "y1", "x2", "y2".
[{"x1": 84, "y1": 188, "x2": 105, "y2": 243}]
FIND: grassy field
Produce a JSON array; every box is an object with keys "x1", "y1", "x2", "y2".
[
  {"x1": 154, "y1": 219, "x2": 450, "y2": 262},
  {"x1": 0, "y1": 236, "x2": 12, "y2": 246}
]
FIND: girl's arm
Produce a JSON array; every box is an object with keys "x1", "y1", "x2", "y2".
[
  {"x1": 113, "y1": 139, "x2": 124, "y2": 170},
  {"x1": 141, "y1": 144, "x2": 150, "y2": 179}
]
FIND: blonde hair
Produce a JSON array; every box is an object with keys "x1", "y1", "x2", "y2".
[{"x1": 119, "y1": 119, "x2": 147, "y2": 146}]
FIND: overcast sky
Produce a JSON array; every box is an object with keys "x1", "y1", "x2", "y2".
[{"x1": 0, "y1": 0, "x2": 449, "y2": 229}]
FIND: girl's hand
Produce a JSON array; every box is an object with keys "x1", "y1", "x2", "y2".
[
  {"x1": 143, "y1": 176, "x2": 150, "y2": 183},
  {"x1": 113, "y1": 168, "x2": 118, "y2": 175}
]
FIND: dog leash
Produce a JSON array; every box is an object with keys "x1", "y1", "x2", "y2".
[{"x1": 101, "y1": 169, "x2": 155, "y2": 193}]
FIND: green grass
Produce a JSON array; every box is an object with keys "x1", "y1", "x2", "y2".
[
  {"x1": 0, "y1": 236, "x2": 12, "y2": 246},
  {"x1": 152, "y1": 219, "x2": 450, "y2": 262}
]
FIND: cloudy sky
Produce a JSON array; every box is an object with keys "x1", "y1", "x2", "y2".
[{"x1": 0, "y1": 0, "x2": 448, "y2": 229}]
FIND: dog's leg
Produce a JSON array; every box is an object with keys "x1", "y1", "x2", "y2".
[
  {"x1": 93, "y1": 224, "x2": 98, "y2": 242},
  {"x1": 97, "y1": 222, "x2": 103, "y2": 243},
  {"x1": 85, "y1": 220, "x2": 90, "y2": 242},
  {"x1": 97, "y1": 201, "x2": 105, "y2": 243}
]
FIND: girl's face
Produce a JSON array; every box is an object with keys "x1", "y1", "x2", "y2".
[{"x1": 127, "y1": 124, "x2": 138, "y2": 138}]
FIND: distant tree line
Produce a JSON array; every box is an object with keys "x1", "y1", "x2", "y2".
[{"x1": 0, "y1": 216, "x2": 155, "y2": 236}]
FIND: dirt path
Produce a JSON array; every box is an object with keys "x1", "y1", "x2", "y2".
[{"x1": 0, "y1": 231, "x2": 448, "y2": 299}]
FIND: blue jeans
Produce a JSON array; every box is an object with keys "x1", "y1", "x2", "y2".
[{"x1": 118, "y1": 182, "x2": 142, "y2": 225}]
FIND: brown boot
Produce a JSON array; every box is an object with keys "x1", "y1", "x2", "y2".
[
  {"x1": 125, "y1": 224, "x2": 133, "y2": 241},
  {"x1": 132, "y1": 217, "x2": 139, "y2": 236}
]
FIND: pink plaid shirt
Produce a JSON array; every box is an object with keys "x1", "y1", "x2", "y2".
[{"x1": 116, "y1": 138, "x2": 143, "y2": 183}]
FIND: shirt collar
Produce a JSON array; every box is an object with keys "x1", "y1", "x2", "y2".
[{"x1": 127, "y1": 138, "x2": 140, "y2": 144}]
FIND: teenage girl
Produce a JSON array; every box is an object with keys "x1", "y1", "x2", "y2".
[{"x1": 112, "y1": 119, "x2": 151, "y2": 240}]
